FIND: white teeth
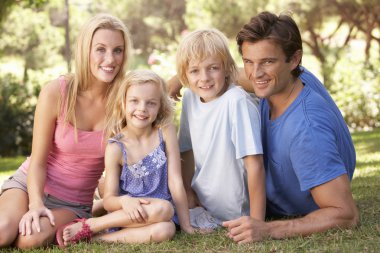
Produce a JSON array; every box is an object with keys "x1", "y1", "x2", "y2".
[
  {"x1": 256, "y1": 80, "x2": 269, "y2": 84},
  {"x1": 101, "y1": 66, "x2": 114, "y2": 72}
]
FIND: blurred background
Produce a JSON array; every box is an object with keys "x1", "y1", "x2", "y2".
[{"x1": 0, "y1": 0, "x2": 379, "y2": 157}]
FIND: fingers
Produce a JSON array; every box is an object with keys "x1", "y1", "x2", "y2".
[
  {"x1": 45, "y1": 208, "x2": 56, "y2": 226},
  {"x1": 31, "y1": 212, "x2": 41, "y2": 233},
  {"x1": 222, "y1": 217, "x2": 241, "y2": 229}
]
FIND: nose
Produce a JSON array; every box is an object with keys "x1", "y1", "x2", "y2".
[
  {"x1": 247, "y1": 64, "x2": 263, "y2": 80},
  {"x1": 105, "y1": 50, "x2": 115, "y2": 64},
  {"x1": 137, "y1": 101, "x2": 146, "y2": 111},
  {"x1": 200, "y1": 69, "x2": 210, "y2": 82}
]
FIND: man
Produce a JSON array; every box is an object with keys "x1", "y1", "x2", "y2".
[{"x1": 222, "y1": 11, "x2": 359, "y2": 243}]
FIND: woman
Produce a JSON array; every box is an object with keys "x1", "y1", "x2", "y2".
[{"x1": 0, "y1": 13, "x2": 132, "y2": 249}]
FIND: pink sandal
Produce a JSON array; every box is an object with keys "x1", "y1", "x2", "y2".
[{"x1": 56, "y1": 218, "x2": 93, "y2": 248}]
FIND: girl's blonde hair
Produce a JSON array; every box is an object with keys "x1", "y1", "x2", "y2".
[
  {"x1": 63, "y1": 13, "x2": 132, "y2": 130},
  {"x1": 176, "y1": 28, "x2": 237, "y2": 87},
  {"x1": 105, "y1": 69, "x2": 174, "y2": 139}
]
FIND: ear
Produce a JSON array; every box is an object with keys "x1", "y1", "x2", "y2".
[{"x1": 290, "y1": 50, "x2": 302, "y2": 70}]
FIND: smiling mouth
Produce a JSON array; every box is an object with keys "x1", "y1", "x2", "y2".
[
  {"x1": 199, "y1": 85, "x2": 213, "y2": 89},
  {"x1": 134, "y1": 114, "x2": 148, "y2": 120},
  {"x1": 100, "y1": 66, "x2": 115, "y2": 73}
]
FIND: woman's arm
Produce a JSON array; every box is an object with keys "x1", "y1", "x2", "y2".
[
  {"x1": 19, "y1": 79, "x2": 61, "y2": 235},
  {"x1": 164, "y1": 124, "x2": 194, "y2": 233}
]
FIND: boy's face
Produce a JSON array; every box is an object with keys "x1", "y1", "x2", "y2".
[
  {"x1": 241, "y1": 40, "x2": 299, "y2": 102},
  {"x1": 186, "y1": 55, "x2": 227, "y2": 103}
]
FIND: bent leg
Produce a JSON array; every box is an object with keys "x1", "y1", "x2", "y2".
[
  {"x1": 15, "y1": 208, "x2": 77, "y2": 249},
  {"x1": 93, "y1": 221, "x2": 176, "y2": 243},
  {"x1": 62, "y1": 198, "x2": 174, "y2": 244},
  {"x1": 0, "y1": 189, "x2": 28, "y2": 247}
]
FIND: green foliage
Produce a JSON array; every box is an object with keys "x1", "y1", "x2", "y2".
[
  {"x1": 0, "y1": 74, "x2": 37, "y2": 156},
  {"x1": 0, "y1": 5, "x2": 64, "y2": 81},
  {"x1": 331, "y1": 55, "x2": 380, "y2": 130},
  {"x1": 1, "y1": 128, "x2": 380, "y2": 252}
]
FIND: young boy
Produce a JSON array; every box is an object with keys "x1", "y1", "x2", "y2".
[{"x1": 176, "y1": 28, "x2": 265, "y2": 228}]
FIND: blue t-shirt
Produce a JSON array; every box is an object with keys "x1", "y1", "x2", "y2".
[{"x1": 261, "y1": 68, "x2": 356, "y2": 217}]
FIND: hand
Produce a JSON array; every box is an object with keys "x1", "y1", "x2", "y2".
[
  {"x1": 19, "y1": 205, "x2": 55, "y2": 236},
  {"x1": 121, "y1": 196, "x2": 150, "y2": 223},
  {"x1": 167, "y1": 75, "x2": 183, "y2": 101},
  {"x1": 222, "y1": 216, "x2": 269, "y2": 244}
]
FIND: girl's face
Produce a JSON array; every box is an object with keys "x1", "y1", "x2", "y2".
[
  {"x1": 186, "y1": 55, "x2": 227, "y2": 103},
  {"x1": 125, "y1": 82, "x2": 161, "y2": 130},
  {"x1": 90, "y1": 29, "x2": 125, "y2": 85}
]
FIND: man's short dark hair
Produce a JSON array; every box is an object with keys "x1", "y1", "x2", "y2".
[{"x1": 236, "y1": 11, "x2": 303, "y2": 77}]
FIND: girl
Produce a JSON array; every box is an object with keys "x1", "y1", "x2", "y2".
[
  {"x1": 0, "y1": 14, "x2": 132, "y2": 249},
  {"x1": 57, "y1": 69, "x2": 196, "y2": 247}
]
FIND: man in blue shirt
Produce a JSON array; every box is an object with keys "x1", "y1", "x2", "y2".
[{"x1": 223, "y1": 11, "x2": 359, "y2": 243}]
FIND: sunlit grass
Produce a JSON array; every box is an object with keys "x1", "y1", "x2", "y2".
[{"x1": 0, "y1": 129, "x2": 379, "y2": 252}]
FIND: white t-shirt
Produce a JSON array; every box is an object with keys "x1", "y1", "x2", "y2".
[{"x1": 179, "y1": 84, "x2": 263, "y2": 221}]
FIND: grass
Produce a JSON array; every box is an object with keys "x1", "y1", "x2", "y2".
[{"x1": 0, "y1": 129, "x2": 379, "y2": 252}]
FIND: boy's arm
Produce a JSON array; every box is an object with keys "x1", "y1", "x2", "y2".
[{"x1": 243, "y1": 154, "x2": 266, "y2": 220}]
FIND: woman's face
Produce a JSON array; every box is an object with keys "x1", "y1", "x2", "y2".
[{"x1": 89, "y1": 29, "x2": 125, "y2": 84}]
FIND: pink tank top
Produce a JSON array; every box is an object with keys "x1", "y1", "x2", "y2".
[{"x1": 20, "y1": 77, "x2": 105, "y2": 205}]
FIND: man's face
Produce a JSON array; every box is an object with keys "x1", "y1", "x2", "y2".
[{"x1": 241, "y1": 40, "x2": 299, "y2": 102}]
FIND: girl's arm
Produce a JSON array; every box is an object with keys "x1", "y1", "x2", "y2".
[
  {"x1": 244, "y1": 154, "x2": 266, "y2": 221},
  {"x1": 163, "y1": 124, "x2": 194, "y2": 233},
  {"x1": 19, "y1": 79, "x2": 61, "y2": 235},
  {"x1": 103, "y1": 142, "x2": 149, "y2": 222}
]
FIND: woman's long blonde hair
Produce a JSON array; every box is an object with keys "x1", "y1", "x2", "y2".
[
  {"x1": 105, "y1": 69, "x2": 174, "y2": 140},
  {"x1": 63, "y1": 14, "x2": 132, "y2": 131}
]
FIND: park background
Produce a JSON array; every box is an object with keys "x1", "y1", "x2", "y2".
[{"x1": 0, "y1": 0, "x2": 379, "y2": 252}]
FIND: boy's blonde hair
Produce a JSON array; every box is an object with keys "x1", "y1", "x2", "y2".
[
  {"x1": 105, "y1": 69, "x2": 174, "y2": 139},
  {"x1": 176, "y1": 28, "x2": 237, "y2": 87},
  {"x1": 63, "y1": 13, "x2": 132, "y2": 130}
]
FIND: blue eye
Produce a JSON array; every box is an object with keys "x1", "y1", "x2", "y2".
[{"x1": 114, "y1": 48, "x2": 123, "y2": 54}]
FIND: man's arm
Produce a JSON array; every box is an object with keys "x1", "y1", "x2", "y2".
[
  {"x1": 167, "y1": 75, "x2": 183, "y2": 101},
  {"x1": 223, "y1": 174, "x2": 359, "y2": 243}
]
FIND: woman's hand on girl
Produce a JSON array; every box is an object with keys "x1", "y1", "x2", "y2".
[
  {"x1": 121, "y1": 196, "x2": 150, "y2": 223},
  {"x1": 18, "y1": 205, "x2": 55, "y2": 235}
]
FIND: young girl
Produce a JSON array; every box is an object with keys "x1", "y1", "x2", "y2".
[
  {"x1": 56, "y1": 69, "x2": 196, "y2": 247},
  {"x1": 176, "y1": 28, "x2": 266, "y2": 228},
  {"x1": 0, "y1": 14, "x2": 131, "y2": 249}
]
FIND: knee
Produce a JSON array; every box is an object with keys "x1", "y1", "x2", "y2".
[
  {"x1": 150, "y1": 222, "x2": 176, "y2": 242},
  {"x1": 0, "y1": 218, "x2": 18, "y2": 247},
  {"x1": 14, "y1": 233, "x2": 51, "y2": 249},
  {"x1": 154, "y1": 200, "x2": 174, "y2": 221}
]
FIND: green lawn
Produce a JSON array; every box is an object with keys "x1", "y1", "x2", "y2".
[{"x1": 0, "y1": 129, "x2": 379, "y2": 252}]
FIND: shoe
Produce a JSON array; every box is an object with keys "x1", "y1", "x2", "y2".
[
  {"x1": 56, "y1": 218, "x2": 93, "y2": 248},
  {"x1": 189, "y1": 207, "x2": 221, "y2": 229}
]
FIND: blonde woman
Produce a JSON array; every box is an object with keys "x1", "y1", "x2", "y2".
[
  {"x1": 57, "y1": 70, "x2": 196, "y2": 247},
  {"x1": 0, "y1": 14, "x2": 132, "y2": 249}
]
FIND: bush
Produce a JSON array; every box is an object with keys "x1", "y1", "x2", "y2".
[{"x1": 0, "y1": 74, "x2": 37, "y2": 156}]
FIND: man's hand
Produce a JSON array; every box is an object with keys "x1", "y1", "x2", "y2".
[
  {"x1": 167, "y1": 75, "x2": 183, "y2": 101},
  {"x1": 223, "y1": 216, "x2": 269, "y2": 244}
]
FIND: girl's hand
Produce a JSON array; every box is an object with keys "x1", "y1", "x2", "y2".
[
  {"x1": 121, "y1": 196, "x2": 150, "y2": 223},
  {"x1": 19, "y1": 205, "x2": 55, "y2": 236},
  {"x1": 181, "y1": 225, "x2": 213, "y2": 234}
]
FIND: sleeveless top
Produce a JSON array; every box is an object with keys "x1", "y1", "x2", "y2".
[
  {"x1": 19, "y1": 76, "x2": 105, "y2": 205},
  {"x1": 109, "y1": 130, "x2": 172, "y2": 202}
]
